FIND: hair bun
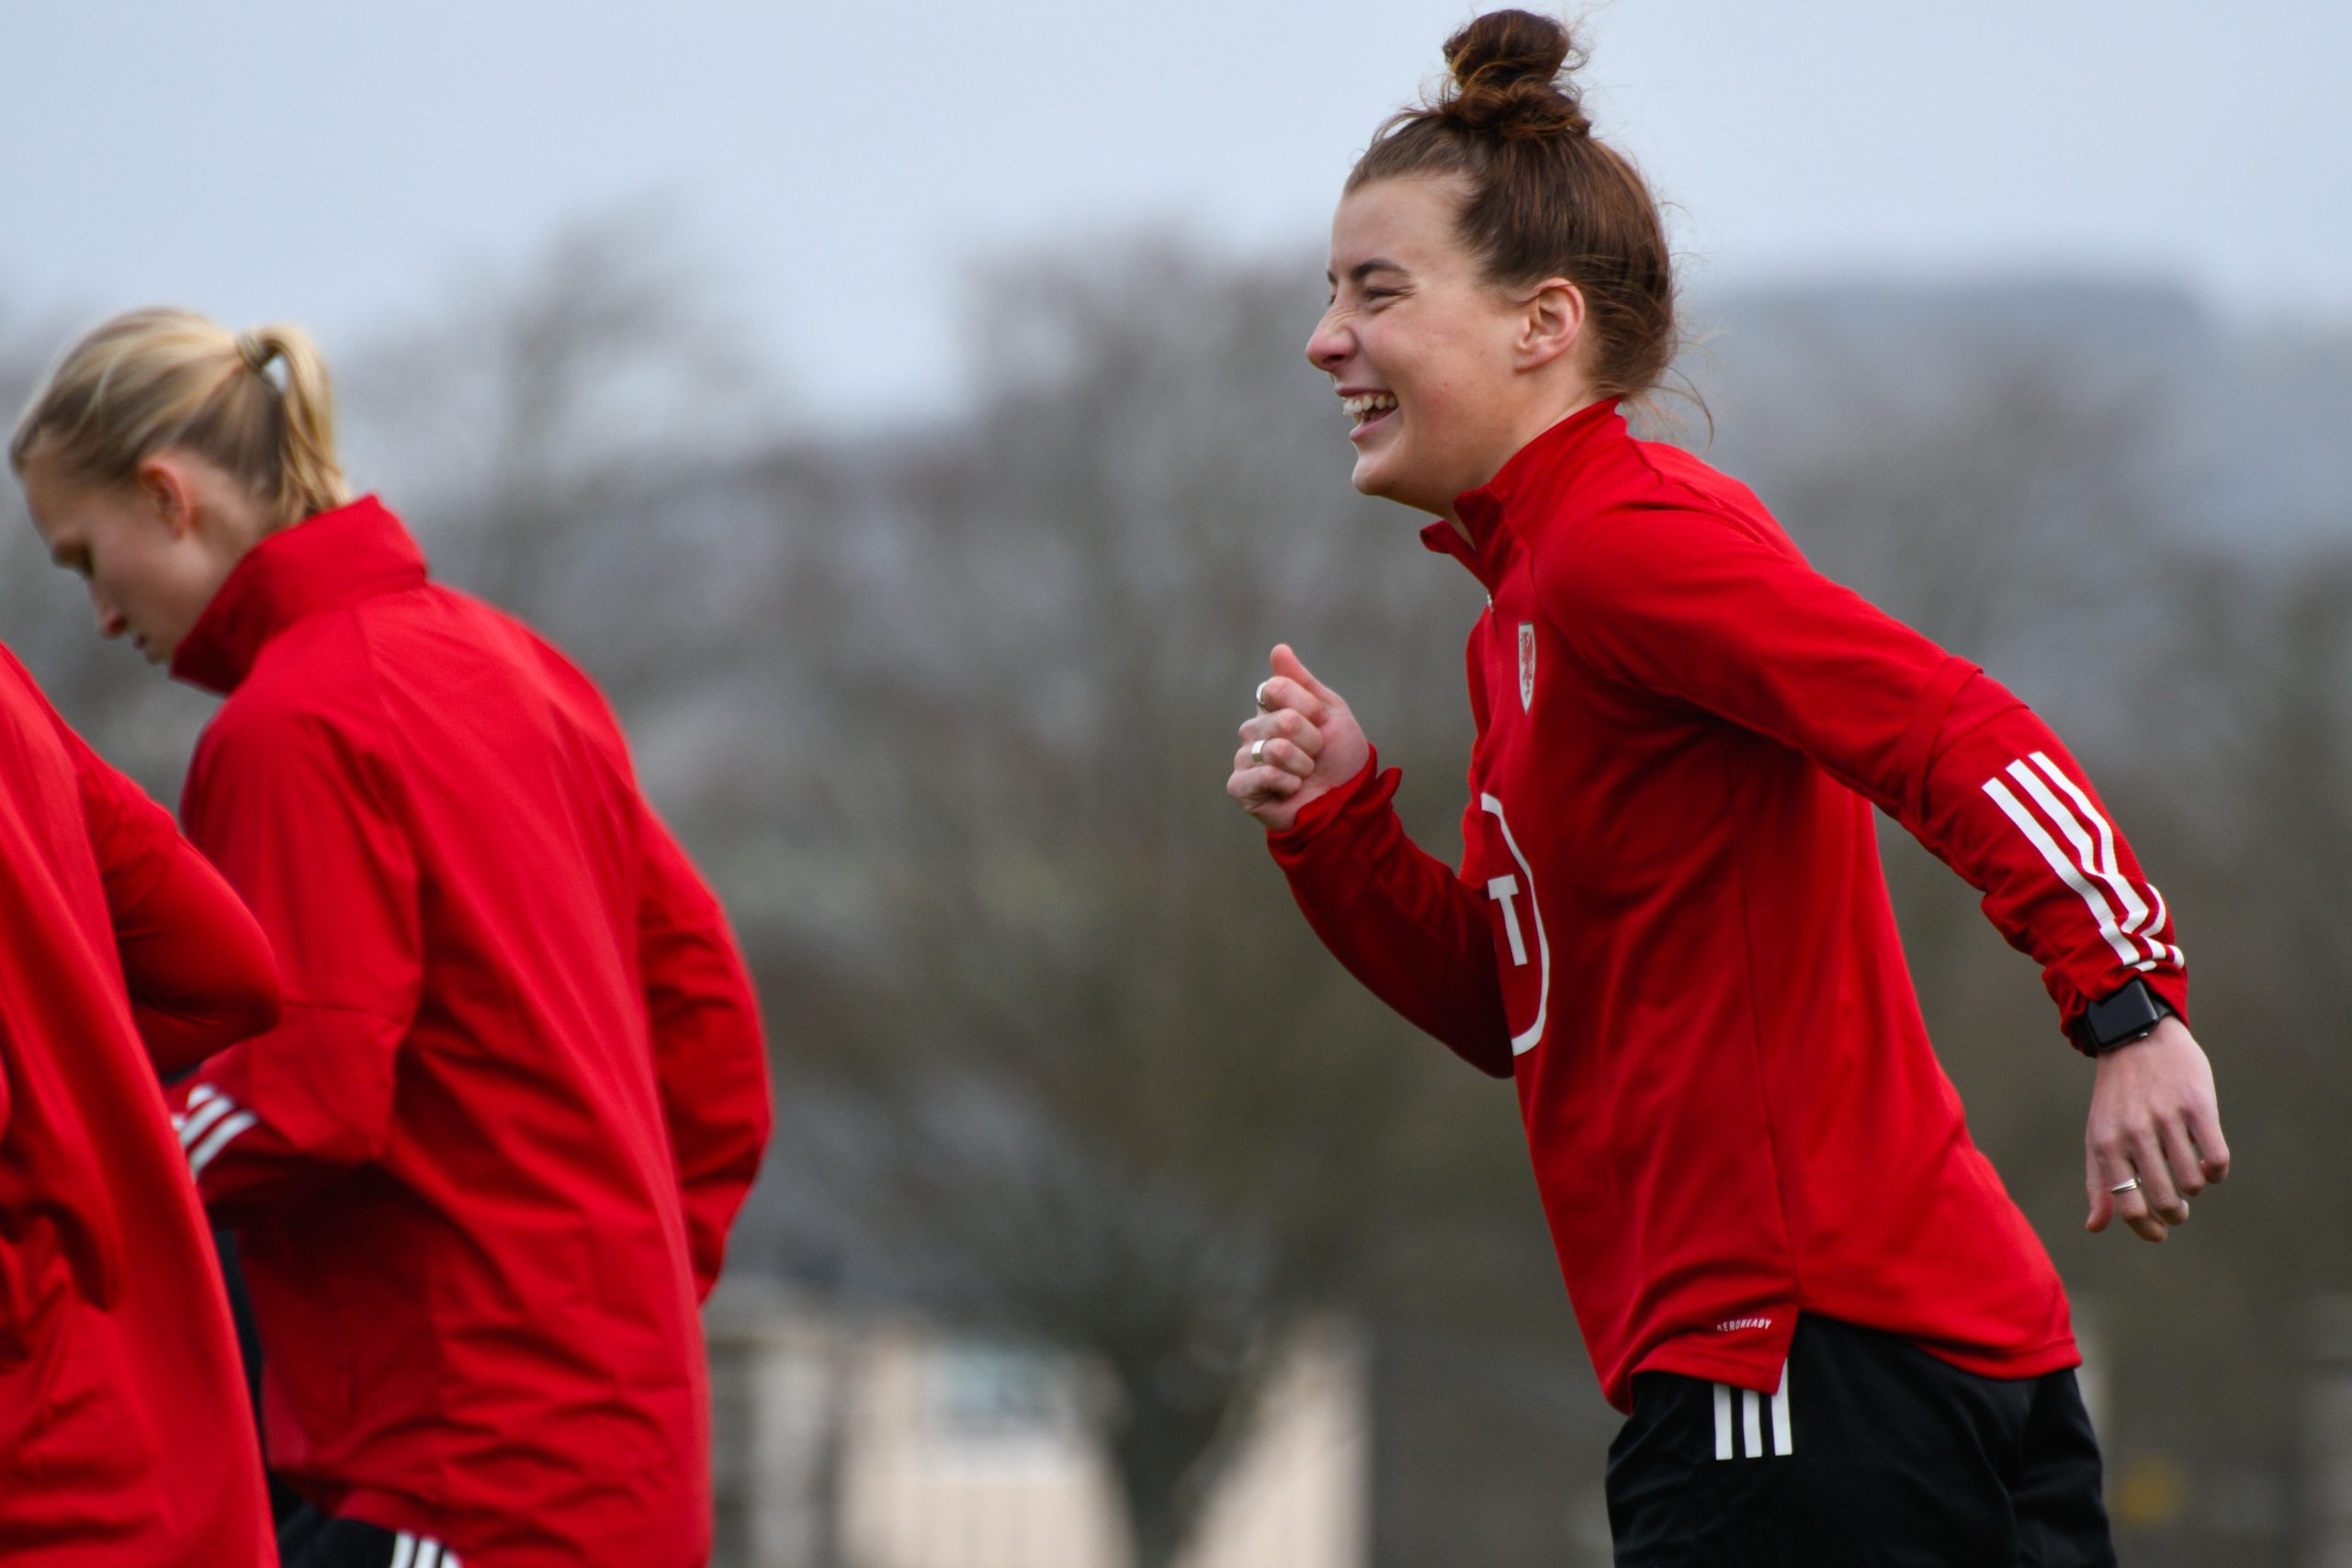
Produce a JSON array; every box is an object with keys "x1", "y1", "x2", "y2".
[{"x1": 1440, "y1": 9, "x2": 1589, "y2": 140}]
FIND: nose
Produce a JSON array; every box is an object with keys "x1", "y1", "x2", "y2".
[
  {"x1": 1305, "y1": 305, "x2": 1351, "y2": 373},
  {"x1": 91, "y1": 592, "x2": 128, "y2": 640}
]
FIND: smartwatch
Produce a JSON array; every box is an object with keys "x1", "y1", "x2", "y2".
[{"x1": 2074, "y1": 977, "x2": 2175, "y2": 1054}]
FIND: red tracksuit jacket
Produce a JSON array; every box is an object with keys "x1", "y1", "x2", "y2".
[
  {"x1": 162, "y1": 497, "x2": 774, "y2": 1564},
  {"x1": 0, "y1": 645, "x2": 281, "y2": 1564},
  {"x1": 1272, "y1": 400, "x2": 2186, "y2": 1411}
]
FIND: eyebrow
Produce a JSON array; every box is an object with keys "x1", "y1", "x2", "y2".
[{"x1": 1327, "y1": 258, "x2": 1410, "y2": 287}]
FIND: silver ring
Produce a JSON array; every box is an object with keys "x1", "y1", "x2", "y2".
[
  {"x1": 2109, "y1": 1177, "x2": 2141, "y2": 1196},
  {"x1": 1250, "y1": 739, "x2": 1267, "y2": 765},
  {"x1": 1254, "y1": 681, "x2": 1276, "y2": 711}
]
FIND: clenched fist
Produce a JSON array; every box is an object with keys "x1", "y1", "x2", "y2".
[{"x1": 1227, "y1": 644, "x2": 1372, "y2": 834}]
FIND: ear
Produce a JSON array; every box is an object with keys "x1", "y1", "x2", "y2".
[
  {"x1": 1517, "y1": 278, "x2": 1587, "y2": 372},
  {"x1": 133, "y1": 453, "x2": 202, "y2": 541}
]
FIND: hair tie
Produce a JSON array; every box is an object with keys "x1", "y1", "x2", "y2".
[{"x1": 235, "y1": 331, "x2": 275, "y2": 375}]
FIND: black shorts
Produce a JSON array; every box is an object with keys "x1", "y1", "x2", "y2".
[
  {"x1": 1606, "y1": 1315, "x2": 2115, "y2": 1567},
  {"x1": 277, "y1": 1503, "x2": 467, "y2": 1568}
]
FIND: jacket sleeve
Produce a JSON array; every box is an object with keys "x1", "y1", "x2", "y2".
[
  {"x1": 636, "y1": 801, "x2": 771, "y2": 1300},
  {"x1": 1266, "y1": 745, "x2": 1515, "y2": 1078},
  {"x1": 61, "y1": 724, "x2": 281, "y2": 1077},
  {"x1": 164, "y1": 712, "x2": 423, "y2": 1222},
  {"x1": 1534, "y1": 502, "x2": 2187, "y2": 1042}
]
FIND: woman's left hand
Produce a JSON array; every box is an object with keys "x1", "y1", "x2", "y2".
[{"x1": 2085, "y1": 1017, "x2": 2228, "y2": 1243}]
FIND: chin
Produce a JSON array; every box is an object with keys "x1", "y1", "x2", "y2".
[
  {"x1": 1351, "y1": 456, "x2": 1443, "y2": 516},
  {"x1": 1349, "y1": 448, "x2": 1408, "y2": 504}
]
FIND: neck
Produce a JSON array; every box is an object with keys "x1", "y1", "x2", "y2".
[
  {"x1": 193, "y1": 491, "x2": 279, "y2": 558},
  {"x1": 1433, "y1": 389, "x2": 1609, "y2": 535}
]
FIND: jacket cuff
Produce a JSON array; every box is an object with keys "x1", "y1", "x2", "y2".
[{"x1": 1265, "y1": 752, "x2": 1395, "y2": 864}]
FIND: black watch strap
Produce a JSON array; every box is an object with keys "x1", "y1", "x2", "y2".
[{"x1": 2075, "y1": 977, "x2": 2174, "y2": 1053}]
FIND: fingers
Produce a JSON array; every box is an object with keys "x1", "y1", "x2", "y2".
[
  {"x1": 2157, "y1": 1114, "x2": 2210, "y2": 1204},
  {"x1": 2128, "y1": 1121, "x2": 2188, "y2": 1229},
  {"x1": 2083, "y1": 1144, "x2": 2113, "y2": 1235},
  {"x1": 2092, "y1": 1136, "x2": 2168, "y2": 1243},
  {"x1": 1253, "y1": 674, "x2": 1329, "y2": 728},
  {"x1": 1229, "y1": 715, "x2": 1317, "y2": 807},
  {"x1": 1238, "y1": 707, "x2": 1324, "y2": 769},
  {"x1": 1233, "y1": 737, "x2": 1315, "y2": 792},
  {"x1": 1269, "y1": 644, "x2": 1339, "y2": 706},
  {"x1": 2188, "y1": 1100, "x2": 2231, "y2": 1185},
  {"x1": 2087, "y1": 1120, "x2": 2176, "y2": 1242},
  {"x1": 1226, "y1": 761, "x2": 1303, "y2": 809},
  {"x1": 1226, "y1": 740, "x2": 1306, "y2": 832}
]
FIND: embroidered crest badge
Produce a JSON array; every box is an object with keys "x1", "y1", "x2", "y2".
[{"x1": 1518, "y1": 622, "x2": 1536, "y2": 711}]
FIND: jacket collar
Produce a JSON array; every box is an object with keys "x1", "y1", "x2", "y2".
[
  {"x1": 1420, "y1": 397, "x2": 1625, "y2": 590},
  {"x1": 171, "y1": 495, "x2": 427, "y2": 694}
]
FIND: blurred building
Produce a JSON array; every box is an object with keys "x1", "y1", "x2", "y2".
[{"x1": 706, "y1": 1281, "x2": 1366, "y2": 1568}]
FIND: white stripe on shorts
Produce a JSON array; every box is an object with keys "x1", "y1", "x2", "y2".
[{"x1": 1710, "y1": 1369, "x2": 1793, "y2": 1460}]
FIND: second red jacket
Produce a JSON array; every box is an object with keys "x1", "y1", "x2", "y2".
[
  {"x1": 0, "y1": 644, "x2": 281, "y2": 1565},
  {"x1": 1272, "y1": 401, "x2": 2185, "y2": 1411},
  {"x1": 164, "y1": 498, "x2": 773, "y2": 1565}
]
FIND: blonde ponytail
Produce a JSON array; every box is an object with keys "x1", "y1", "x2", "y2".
[{"x1": 8, "y1": 307, "x2": 351, "y2": 525}]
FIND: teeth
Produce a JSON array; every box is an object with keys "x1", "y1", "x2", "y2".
[{"x1": 1341, "y1": 392, "x2": 1398, "y2": 421}]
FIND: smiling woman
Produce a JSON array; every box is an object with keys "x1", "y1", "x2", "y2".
[{"x1": 1230, "y1": 9, "x2": 2227, "y2": 1568}]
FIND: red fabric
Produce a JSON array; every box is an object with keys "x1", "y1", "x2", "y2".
[
  {"x1": 165, "y1": 497, "x2": 773, "y2": 1566},
  {"x1": 0, "y1": 646, "x2": 279, "y2": 1565},
  {"x1": 1271, "y1": 401, "x2": 2186, "y2": 1412}
]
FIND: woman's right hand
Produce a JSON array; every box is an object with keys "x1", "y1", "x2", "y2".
[{"x1": 1227, "y1": 644, "x2": 1373, "y2": 834}]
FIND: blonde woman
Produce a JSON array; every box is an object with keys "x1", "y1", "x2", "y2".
[{"x1": 12, "y1": 310, "x2": 773, "y2": 1568}]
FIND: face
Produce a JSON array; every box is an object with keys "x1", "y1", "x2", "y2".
[
  {"x1": 19, "y1": 447, "x2": 244, "y2": 665},
  {"x1": 1306, "y1": 175, "x2": 1588, "y2": 517}
]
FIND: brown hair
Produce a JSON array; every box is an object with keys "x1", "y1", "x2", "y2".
[
  {"x1": 8, "y1": 307, "x2": 350, "y2": 524},
  {"x1": 1349, "y1": 9, "x2": 1676, "y2": 405}
]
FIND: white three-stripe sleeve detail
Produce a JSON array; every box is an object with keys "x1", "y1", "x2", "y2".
[
  {"x1": 185, "y1": 1083, "x2": 221, "y2": 1111},
  {"x1": 414, "y1": 1541, "x2": 442, "y2": 1568},
  {"x1": 1712, "y1": 1383, "x2": 1734, "y2": 1461},
  {"x1": 390, "y1": 1536, "x2": 417, "y2": 1568},
  {"x1": 187, "y1": 1111, "x2": 257, "y2": 1179},
  {"x1": 1981, "y1": 777, "x2": 2143, "y2": 965},
  {"x1": 177, "y1": 1095, "x2": 236, "y2": 1149},
  {"x1": 2023, "y1": 754, "x2": 2163, "y2": 960},
  {"x1": 1770, "y1": 1363, "x2": 1792, "y2": 1457},
  {"x1": 1741, "y1": 1389, "x2": 1763, "y2": 1460},
  {"x1": 2006, "y1": 761, "x2": 2154, "y2": 960}
]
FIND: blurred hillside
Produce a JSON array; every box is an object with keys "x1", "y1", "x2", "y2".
[{"x1": 4, "y1": 228, "x2": 2346, "y2": 1565}]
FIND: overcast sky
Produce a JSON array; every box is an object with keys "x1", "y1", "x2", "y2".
[{"x1": 6, "y1": 0, "x2": 2347, "y2": 425}]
